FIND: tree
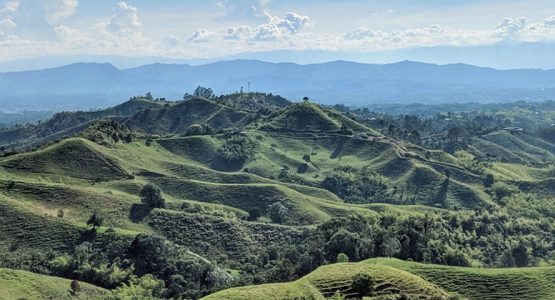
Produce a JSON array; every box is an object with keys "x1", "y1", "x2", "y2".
[
  {"x1": 87, "y1": 214, "x2": 103, "y2": 230},
  {"x1": 193, "y1": 86, "x2": 214, "y2": 99},
  {"x1": 483, "y1": 174, "x2": 494, "y2": 188},
  {"x1": 69, "y1": 280, "x2": 80, "y2": 295},
  {"x1": 145, "y1": 92, "x2": 153, "y2": 100},
  {"x1": 512, "y1": 244, "x2": 529, "y2": 267},
  {"x1": 303, "y1": 96, "x2": 310, "y2": 102},
  {"x1": 380, "y1": 236, "x2": 400, "y2": 258},
  {"x1": 302, "y1": 154, "x2": 311, "y2": 163},
  {"x1": 336, "y1": 253, "x2": 349, "y2": 263},
  {"x1": 140, "y1": 184, "x2": 166, "y2": 208},
  {"x1": 267, "y1": 202, "x2": 288, "y2": 224},
  {"x1": 247, "y1": 207, "x2": 262, "y2": 221},
  {"x1": 186, "y1": 124, "x2": 203, "y2": 136},
  {"x1": 447, "y1": 126, "x2": 468, "y2": 142}
]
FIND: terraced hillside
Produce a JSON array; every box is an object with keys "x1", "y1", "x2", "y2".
[
  {"x1": 0, "y1": 97, "x2": 553, "y2": 299},
  {"x1": 204, "y1": 258, "x2": 555, "y2": 300}
]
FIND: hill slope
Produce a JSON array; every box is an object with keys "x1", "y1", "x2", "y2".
[
  {"x1": 0, "y1": 268, "x2": 108, "y2": 300},
  {"x1": 204, "y1": 258, "x2": 555, "y2": 300}
]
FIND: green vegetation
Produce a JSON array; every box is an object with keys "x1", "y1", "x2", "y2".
[
  {"x1": 0, "y1": 95, "x2": 553, "y2": 299},
  {"x1": 206, "y1": 258, "x2": 555, "y2": 300},
  {"x1": 0, "y1": 268, "x2": 108, "y2": 299}
]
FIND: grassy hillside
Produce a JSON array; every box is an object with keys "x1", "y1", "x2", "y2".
[
  {"x1": 0, "y1": 268, "x2": 108, "y2": 300},
  {"x1": 205, "y1": 258, "x2": 555, "y2": 300},
  {"x1": 123, "y1": 97, "x2": 253, "y2": 134},
  {"x1": 0, "y1": 98, "x2": 553, "y2": 299}
]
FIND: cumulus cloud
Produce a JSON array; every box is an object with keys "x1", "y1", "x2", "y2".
[
  {"x1": 224, "y1": 25, "x2": 251, "y2": 40},
  {"x1": 189, "y1": 11, "x2": 309, "y2": 43},
  {"x1": 188, "y1": 29, "x2": 216, "y2": 43},
  {"x1": 494, "y1": 17, "x2": 527, "y2": 38},
  {"x1": 106, "y1": 2, "x2": 142, "y2": 35},
  {"x1": 545, "y1": 15, "x2": 555, "y2": 27},
  {"x1": 252, "y1": 11, "x2": 309, "y2": 41}
]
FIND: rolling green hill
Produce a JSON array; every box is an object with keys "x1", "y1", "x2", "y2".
[
  {"x1": 204, "y1": 258, "x2": 555, "y2": 300},
  {"x1": 0, "y1": 268, "x2": 108, "y2": 300},
  {"x1": 0, "y1": 97, "x2": 553, "y2": 299}
]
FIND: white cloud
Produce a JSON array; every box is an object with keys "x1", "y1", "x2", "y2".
[
  {"x1": 224, "y1": 25, "x2": 251, "y2": 40},
  {"x1": 545, "y1": 15, "x2": 555, "y2": 27},
  {"x1": 44, "y1": 0, "x2": 77, "y2": 24},
  {"x1": 252, "y1": 12, "x2": 308, "y2": 40},
  {"x1": 189, "y1": 11, "x2": 309, "y2": 43},
  {"x1": 1, "y1": 1, "x2": 19, "y2": 14},
  {"x1": 494, "y1": 17, "x2": 527, "y2": 38},
  {"x1": 188, "y1": 29, "x2": 216, "y2": 43},
  {"x1": 54, "y1": 24, "x2": 88, "y2": 44},
  {"x1": 0, "y1": 17, "x2": 16, "y2": 29},
  {"x1": 106, "y1": 2, "x2": 142, "y2": 35}
]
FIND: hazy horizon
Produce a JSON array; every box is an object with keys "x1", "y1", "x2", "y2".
[{"x1": 1, "y1": 1, "x2": 555, "y2": 71}]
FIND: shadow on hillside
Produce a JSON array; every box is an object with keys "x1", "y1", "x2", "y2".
[
  {"x1": 330, "y1": 137, "x2": 347, "y2": 159},
  {"x1": 129, "y1": 204, "x2": 151, "y2": 223},
  {"x1": 211, "y1": 158, "x2": 245, "y2": 172}
]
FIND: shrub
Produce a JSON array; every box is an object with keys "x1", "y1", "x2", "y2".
[
  {"x1": 140, "y1": 184, "x2": 166, "y2": 208},
  {"x1": 87, "y1": 214, "x2": 103, "y2": 229},
  {"x1": 351, "y1": 273, "x2": 374, "y2": 296},
  {"x1": 490, "y1": 181, "x2": 519, "y2": 201},
  {"x1": 217, "y1": 135, "x2": 256, "y2": 165},
  {"x1": 185, "y1": 124, "x2": 203, "y2": 136},
  {"x1": 336, "y1": 253, "x2": 349, "y2": 263},
  {"x1": 267, "y1": 202, "x2": 288, "y2": 224}
]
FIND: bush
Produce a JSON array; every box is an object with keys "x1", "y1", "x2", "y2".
[
  {"x1": 140, "y1": 184, "x2": 166, "y2": 208},
  {"x1": 217, "y1": 135, "x2": 256, "y2": 165},
  {"x1": 267, "y1": 202, "x2": 288, "y2": 224},
  {"x1": 185, "y1": 124, "x2": 203, "y2": 136},
  {"x1": 490, "y1": 181, "x2": 519, "y2": 201},
  {"x1": 336, "y1": 253, "x2": 349, "y2": 263},
  {"x1": 351, "y1": 273, "x2": 374, "y2": 296}
]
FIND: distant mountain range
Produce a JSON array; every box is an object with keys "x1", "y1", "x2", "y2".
[{"x1": 2, "y1": 59, "x2": 555, "y2": 110}]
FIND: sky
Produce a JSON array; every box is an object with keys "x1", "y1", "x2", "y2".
[{"x1": 0, "y1": 0, "x2": 555, "y2": 64}]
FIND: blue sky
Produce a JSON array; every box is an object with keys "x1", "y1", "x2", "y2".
[{"x1": 0, "y1": 0, "x2": 555, "y2": 64}]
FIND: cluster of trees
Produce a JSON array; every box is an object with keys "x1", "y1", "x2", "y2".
[
  {"x1": 3, "y1": 232, "x2": 227, "y2": 299},
  {"x1": 217, "y1": 135, "x2": 257, "y2": 166},
  {"x1": 231, "y1": 208, "x2": 553, "y2": 287},
  {"x1": 184, "y1": 123, "x2": 213, "y2": 136},
  {"x1": 184, "y1": 86, "x2": 215, "y2": 100},
  {"x1": 321, "y1": 166, "x2": 391, "y2": 204}
]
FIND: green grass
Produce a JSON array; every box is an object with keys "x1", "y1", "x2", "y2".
[
  {"x1": 367, "y1": 258, "x2": 555, "y2": 300},
  {"x1": 204, "y1": 258, "x2": 555, "y2": 300},
  {"x1": 202, "y1": 259, "x2": 451, "y2": 300},
  {"x1": 0, "y1": 268, "x2": 108, "y2": 300}
]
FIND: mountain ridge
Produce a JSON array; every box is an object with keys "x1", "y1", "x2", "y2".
[{"x1": 3, "y1": 59, "x2": 555, "y2": 110}]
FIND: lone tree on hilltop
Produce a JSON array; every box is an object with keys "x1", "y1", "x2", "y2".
[
  {"x1": 193, "y1": 86, "x2": 214, "y2": 99},
  {"x1": 140, "y1": 184, "x2": 166, "y2": 208}
]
